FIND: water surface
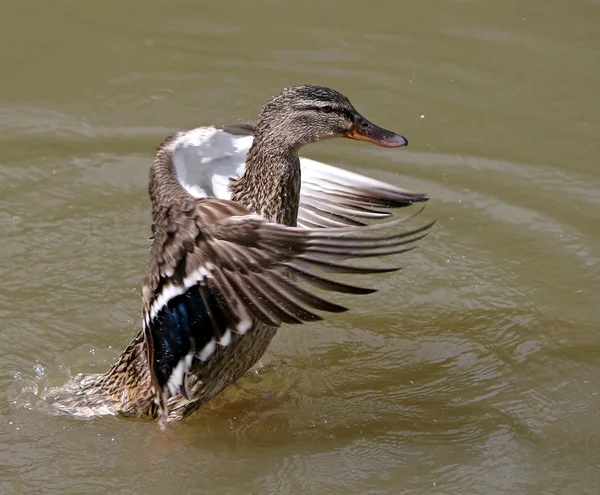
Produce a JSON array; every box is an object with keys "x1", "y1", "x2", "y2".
[{"x1": 1, "y1": 1, "x2": 599, "y2": 494}]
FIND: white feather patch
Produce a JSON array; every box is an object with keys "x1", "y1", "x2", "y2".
[
  {"x1": 170, "y1": 127, "x2": 248, "y2": 200},
  {"x1": 198, "y1": 338, "x2": 216, "y2": 361},
  {"x1": 237, "y1": 318, "x2": 252, "y2": 335},
  {"x1": 149, "y1": 283, "x2": 187, "y2": 321},
  {"x1": 147, "y1": 263, "x2": 215, "y2": 323},
  {"x1": 182, "y1": 263, "x2": 214, "y2": 289},
  {"x1": 166, "y1": 350, "x2": 194, "y2": 396},
  {"x1": 218, "y1": 328, "x2": 232, "y2": 346}
]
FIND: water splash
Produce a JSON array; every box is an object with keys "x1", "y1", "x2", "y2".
[{"x1": 8, "y1": 363, "x2": 48, "y2": 411}]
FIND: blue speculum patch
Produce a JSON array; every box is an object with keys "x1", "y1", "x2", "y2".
[{"x1": 151, "y1": 285, "x2": 223, "y2": 390}]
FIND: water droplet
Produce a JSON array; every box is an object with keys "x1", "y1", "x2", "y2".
[{"x1": 33, "y1": 364, "x2": 45, "y2": 378}]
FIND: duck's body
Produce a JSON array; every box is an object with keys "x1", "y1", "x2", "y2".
[{"x1": 46, "y1": 86, "x2": 432, "y2": 425}]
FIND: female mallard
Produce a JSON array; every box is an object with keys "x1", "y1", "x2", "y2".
[{"x1": 47, "y1": 85, "x2": 433, "y2": 426}]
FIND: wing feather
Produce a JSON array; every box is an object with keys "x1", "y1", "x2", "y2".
[
  {"x1": 145, "y1": 127, "x2": 433, "y2": 423},
  {"x1": 143, "y1": 198, "x2": 434, "y2": 423}
]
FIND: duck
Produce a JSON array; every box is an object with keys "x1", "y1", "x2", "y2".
[{"x1": 46, "y1": 85, "x2": 433, "y2": 426}]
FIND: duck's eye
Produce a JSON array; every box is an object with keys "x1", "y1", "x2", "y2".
[{"x1": 321, "y1": 105, "x2": 333, "y2": 113}]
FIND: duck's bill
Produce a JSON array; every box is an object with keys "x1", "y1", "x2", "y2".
[{"x1": 344, "y1": 115, "x2": 408, "y2": 148}]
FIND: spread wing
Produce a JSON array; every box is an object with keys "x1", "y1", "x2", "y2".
[
  {"x1": 141, "y1": 198, "x2": 433, "y2": 418},
  {"x1": 168, "y1": 125, "x2": 428, "y2": 228},
  {"x1": 297, "y1": 157, "x2": 428, "y2": 228}
]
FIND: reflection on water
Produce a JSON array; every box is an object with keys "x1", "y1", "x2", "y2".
[{"x1": 1, "y1": 0, "x2": 600, "y2": 493}]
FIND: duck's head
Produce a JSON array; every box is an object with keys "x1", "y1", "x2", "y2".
[{"x1": 255, "y1": 85, "x2": 408, "y2": 152}]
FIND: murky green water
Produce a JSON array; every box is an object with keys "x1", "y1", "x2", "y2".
[{"x1": 2, "y1": 1, "x2": 599, "y2": 493}]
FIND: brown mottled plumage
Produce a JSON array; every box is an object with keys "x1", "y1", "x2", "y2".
[{"x1": 46, "y1": 85, "x2": 433, "y2": 425}]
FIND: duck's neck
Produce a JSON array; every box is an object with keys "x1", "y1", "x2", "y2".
[{"x1": 230, "y1": 140, "x2": 301, "y2": 227}]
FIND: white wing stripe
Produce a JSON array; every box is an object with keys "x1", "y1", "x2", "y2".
[
  {"x1": 198, "y1": 338, "x2": 216, "y2": 361},
  {"x1": 166, "y1": 350, "x2": 194, "y2": 396},
  {"x1": 149, "y1": 283, "x2": 187, "y2": 321},
  {"x1": 218, "y1": 328, "x2": 232, "y2": 346},
  {"x1": 148, "y1": 264, "x2": 215, "y2": 322}
]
